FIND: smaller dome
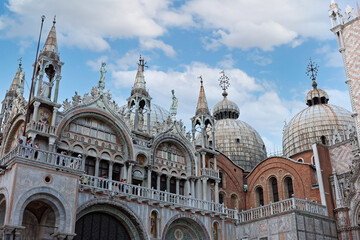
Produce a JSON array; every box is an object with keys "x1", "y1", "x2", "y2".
[
  {"x1": 306, "y1": 89, "x2": 329, "y2": 106},
  {"x1": 213, "y1": 92, "x2": 240, "y2": 120}
]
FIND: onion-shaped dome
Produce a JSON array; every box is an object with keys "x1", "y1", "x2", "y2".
[
  {"x1": 283, "y1": 76, "x2": 355, "y2": 157},
  {"x1": 212, "y1": 90, "x2": 266, "y2": 171},
  {"x1": 213, "y1": 93, "x2": 239, "y2": 120}
]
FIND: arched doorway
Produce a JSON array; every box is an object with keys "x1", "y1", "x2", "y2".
[
  {"x1": 74, "y1": 212, "x2": 131, "y2": 240},
  {"x1": 21, "y1": 200, "x2": 56, "y2": 240},
  {"x1": 163, "y1": 217, "x2": 210, "y2": 240}
]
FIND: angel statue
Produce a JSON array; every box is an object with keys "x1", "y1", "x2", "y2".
[
  {"x1": 99, "y1": 62, "x2": 106, "y2": 90},
  {"x1": 170, "y1": 89, "x2": 178, "y2": 120}
]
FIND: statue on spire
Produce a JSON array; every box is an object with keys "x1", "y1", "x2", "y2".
[
  {"x1": 99, "y1": 62, "x2": 106, "y2": 90},
  {"x1": 170, "y1": 89, "x2": 178, "y2": 120},
  {"x1": 306, "y1": 58, "x2": 319, "y2": 89}
]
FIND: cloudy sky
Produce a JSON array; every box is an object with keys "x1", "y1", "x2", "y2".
[{"x1": 0, "y1": 0, "x2": 355, "y2": 153}]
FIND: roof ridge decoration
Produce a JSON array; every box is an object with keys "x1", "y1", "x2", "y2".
[{"x1": 195, "y1": 75, "x2": 210, "y2": 116}]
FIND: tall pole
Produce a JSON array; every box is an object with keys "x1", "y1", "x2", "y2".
[{"x1": 23, "y1": 15, "x2": 45, "y2": 137}]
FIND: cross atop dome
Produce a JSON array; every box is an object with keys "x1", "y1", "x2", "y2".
[
  {"x1": 218, "y1": 70, "x2": 230, "y2": 98},
  {"x1": 306, "y1": 58, "x2": 319, "y2": 90}
]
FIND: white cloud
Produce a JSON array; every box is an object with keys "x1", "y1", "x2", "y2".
[
  {"x1": 316, "y1": 45, "x2": 343, "y2": 68},
  {"x1": 139, "y1": 38, "x2": 176, "y2": 57},
  {"x1": 0, "y1": 0, "x2": 346, "y2": 52},
  {"x1": 183, "y1": 0, "x2": 333, "y2": 51},
  {"x1": 247, "y1": 50, "x2": 272, "y2": 66},
  {"x1": 86, "y1": 56, "x2": 109, "y2": 71},
  {"x1": 217, "y1": 54, "x2": 235, "y2": 68}
]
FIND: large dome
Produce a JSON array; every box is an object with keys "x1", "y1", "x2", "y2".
[
  {"x1": 119, "y1": 103, "x2": 170, "y2": 131},
  {"x1": 212, "y1": 90, "x2": 266, "y2": 171},
  {"x1": 215, "y1": 119, "x2": 267, "y2": 171},
  {"x1": 283, "y1": 86, "x2": 355, "y2": 157}
]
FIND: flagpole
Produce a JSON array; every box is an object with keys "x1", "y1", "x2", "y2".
[{"x1": 23, "y1": 15, "x2": 45, "y2": 137}]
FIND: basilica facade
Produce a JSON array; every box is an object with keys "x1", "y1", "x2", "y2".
[{"x1": 0, "y1": 2, "x2": 360, "y2": 240}]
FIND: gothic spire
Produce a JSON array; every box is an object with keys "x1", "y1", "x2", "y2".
[
  {"x1": 40, "y1": 16, "x2": 58, "y2": 58},
  {"x1": 195, "y1": 76, "x2": 210, "y2": 115},
  {"x1": 131, "y1": 55, "x2": 149, "y2": 97},
  {"x1": 10, "y1": 60, "x2": 24, "y2": 93}
]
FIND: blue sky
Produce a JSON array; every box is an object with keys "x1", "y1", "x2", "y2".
[{"x1": 0, "y1": 0, "x2": 356, "y2": 153}]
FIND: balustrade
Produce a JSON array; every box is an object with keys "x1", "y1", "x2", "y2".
[
  {"x1": 201, "y1": 168, "x2": 219, "y2": 178},
  {"x1": 27, "y1": 120, "x2": 56, "y2": 135},
  {"x1": 0, "y1": 145, "x2": 83, "y2": 171}
]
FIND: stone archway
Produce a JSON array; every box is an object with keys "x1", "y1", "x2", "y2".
[
  {"x1": 21, "y1": 200, "x2": 57, "y2": 240},
  {"x1": 75, "y1": 199, "x2": 148, "y2": 240},
  {"x1": 162, "y1": 214, "x2": 210, "y2": 240}
]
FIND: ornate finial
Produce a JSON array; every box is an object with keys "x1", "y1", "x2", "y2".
[
  {"x1": 218, "y1": 70, "x2": 230, "y2": 97},
  {"x1": 17, "y1": 57, "x2": 22, "y2": 69},
  {"x1": 53, "y1": 15, "x2": 56, "y2": 25},
  {"x1": 138, "y1": 55, "x2": 148, "y2": 71},
  {"x1": 198, "y1": 75, "x2": 203, "y2": 85},
  {"x1": 306, "y1": 58, "x2": 319, "y2": 89}
]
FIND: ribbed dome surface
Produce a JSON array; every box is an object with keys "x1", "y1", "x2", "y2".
[
  {"x1": 283, "y1": 104, "x2": 354, "y2": 157},
  {"x1": 215, "y1": 119, "x2": 267, "y2": 171},
  {"x1": 213, "y1": 97, "x2": 240, "y2": 120},
  {"x1": 119, "y1": 103, "x2": 169, "y2": 130}
]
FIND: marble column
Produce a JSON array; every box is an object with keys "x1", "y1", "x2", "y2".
[
  {"x1": 191, "y1": 179, "x2": 195, "y2": 198},
  {"x1": 95, "y1": 158, "x2": 100, "y2": 177},
  {"x1": 33, "y1": 101, "x2": 41, "y2": 122},
  {"x1": 51, "y1": 107, "x2": 58, "y2": 127},
  {"x1": 53, "y1": 75, "x2": 61, "y2": 103},
  {"x1": 147, "y1": 168, "x2": 152, "y2": 188},
  {"x1": 202, "y1": 177, "x2": 208, "y2": 201},
  {"x1": 176, "y1": 179, "x2": 180, "y2": 195},
  {"x1": 215, "y1": 180, "x2": 219, "y2": 203},
  {"x1": 127, "y1": 163, "x2": 133, "y2": 184},
  {"x1": 157, "y1": 173, "x2": 161, "y2": 190},
  {"x1": 166, "y1": 176, "x2": 170, "y2": 192},
  {"x1": 108, "y1": 162, "x2": 113, "y2": 180}
]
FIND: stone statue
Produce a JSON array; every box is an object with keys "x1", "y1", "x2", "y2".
[
  {"x1": 170, "y1": 90, "x2": 178, "y2": 120},
  {"x1": 99, "y1": 62, "x2": 106, "y2": 90},
  {"x1": 72, "y1": 91, "x2": 82, "y2": 106},
  {"x1": 63, "y1": 98, "x2": 71, "y2": 111}
]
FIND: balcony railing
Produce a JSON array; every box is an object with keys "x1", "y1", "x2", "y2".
[
  {"x1": 27, "y1": 120, "x2": 56, "y2": 135},
  {"x1": 79, "y1": 175, "x2": 327, "y2": 221},
  {"x1": 79, "y1": 174, "x2": 230, "y2": 216},
  {"x1": 201, "y1": 168, "x2": 219, "y2": 178},
  {"x1": 238, "y1": 198, "x2": 327, "y2": 223},
  {"x1": 0, "y1": 145, "x2": 83, "y2": 171}
]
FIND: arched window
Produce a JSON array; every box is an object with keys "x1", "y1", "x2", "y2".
[
  {"x1": 99, "y1": 160, "x2": 109, "y2": 177},
  {"x1": 112, "y1": 163, "x2": 121, "y2": 181},
  {"x1": 170, "y1": 177, "x2": 176, "y2": 194},
  {"x1": 320, "y1": 135, "x2": 326, "y2": 145},
  {"x1": 219, "y1": 171, "x2": 223, "y2": 188},
  {"x1": 179, "y1": 180, "x2": 185, "y2": 195},
  {"x1": 219, "y1": 192, "x2": 225, "y2": 204},
  {"x1": 85, "y1": 157, "x2": 96, "y2": 176},
  {"x1": 269, "y1": 177, "x2": 279, "y2": 202},
  {"x1": 255, "y1": 187, "x2": 264, "y2": 207},
  {"x1": 284, "y1": 177, "x2": 294, "y2": 198},
  {"x1": 160, "y1": 175, "x2": 167, "y2": 191}
]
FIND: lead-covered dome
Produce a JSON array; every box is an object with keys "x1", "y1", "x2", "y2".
[
  {"x1": 283, "y1": 103, "x2": 354, "y2": 157},
  {"x1": 213, "y1": 90, "x2": 266, "y2": 171},
  {"x1": 283, "y1": 72, "x2": 355, "y2": 157}
]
